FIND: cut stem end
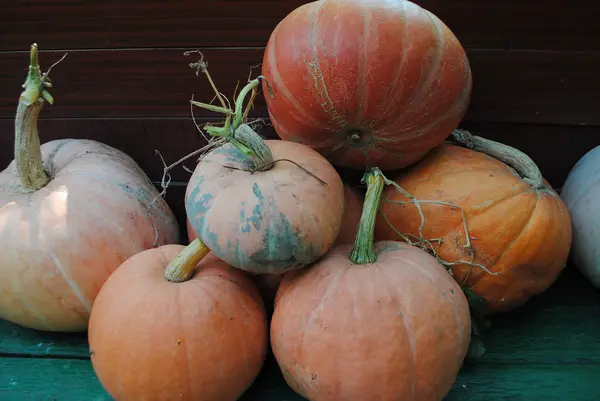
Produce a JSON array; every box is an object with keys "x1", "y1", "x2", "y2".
[{"x1": 164, "y1": 238, "x2": 211, "y2": 283}]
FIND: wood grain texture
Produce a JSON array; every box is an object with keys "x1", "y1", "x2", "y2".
[
  {"x1": 1, "y1": 0, "x2": 598, "y2": 51},
  {"x1": 3, "y1": 356, "x2": 598, "y2": 401},
  {"x1": 0, "y1": 49, "x2": 599, "y2": 125},
  {"x1": 0, "y1": 117, "x2": 594, "y2": 235},
  {"x1": 1, "y1": 268, "x2": 599, "y2": 400},
  {"x1": 0, "y1": 358, "x2": 111, "y2": 401},
  {"x1": 0, "y1": 118, "x2": 595, "y2": 187}
]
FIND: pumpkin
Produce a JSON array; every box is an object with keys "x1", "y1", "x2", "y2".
[
  {"x1": 185, "y1": 74, "x2": 345, "y2": 274},
  {"x1": 561, "y1": 145, "x2": 600, "y2": 288},
  {"x1": 88, "y1": 238, "x2": 268, "y2": 401},
  {"x1": 0, "y1": 44, "x2": 179, "y2": 332},
  {"x1": 254, "y1": 183, "x2": 364, "y2": 307},
  {"x1": 375, "y1": 129, "x2": 573, "y2": 314},
  {"x1": 187, "y1": 183, "x2": 363, "y2": 307},
  {"x1": 334, "y1": 183, "x2": 365, "y2": 245},
  {"x1": 187, "y1": 183, "x2": 363, "y2": 246},
  {"x1": 271, "y1": 167, "x2": 471, "y2": 401},
  {"x1": 261, "y1": 0, "x2": 472, "y2": 171}
]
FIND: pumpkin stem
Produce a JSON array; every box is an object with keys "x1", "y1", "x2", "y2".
[
  {"x1": 187, "y1": 57, "x2": 274, "y2": 171},
  {"x1": 451, "y1": 129, "x2": 546, "y2": 190},
  {"x1": 350, "y1": 168, "x2": 385, "y2": 264},
  {"x1": 15, "y1": 43, "x2": 63, "y2": 191},
  {"x1": 164, "y1": 238, "x2": 211, "y2": 283}
]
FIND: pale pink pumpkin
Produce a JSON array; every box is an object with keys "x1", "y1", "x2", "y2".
[{"x1": 0, "y1": 44, "x2": 179, "y2": 332}]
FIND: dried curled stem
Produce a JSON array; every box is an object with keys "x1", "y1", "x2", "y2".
[
  {"x1": 377, "y1": 171, "x2": 498, "y2": 285},
  {"x1": 180, "y1": 50, "x2": 326, "y2": 185}
]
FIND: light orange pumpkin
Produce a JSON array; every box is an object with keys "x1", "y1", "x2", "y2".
[
  {"x1": 271, "y1": 168, "x2": 471, "y2": 401},
  {"x1": 88, "y1": 239, "x2": 268, "y2": 401},
  {"x1": 375, "y1": 130, "x2": 573, "y2": 314},
  {"x1": 334, "y1": 183, "x2": 365, "y2": 245},
  {"x1": 0, "y1": 44, "x2": 179, "y2": 332}
]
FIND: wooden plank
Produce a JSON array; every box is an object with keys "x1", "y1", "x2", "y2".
[
  {"x1": 0, "y1": 358, "x2": 111, "y2": 401},
  {"x1": 470, "y1": 267, "x2": 600, "y2": 365},
  {"x1": 0, "y1": 48, "x2": 598, "y2": 125},
  {"x1": 0, "y1": 118, "x2": 597, "y2": 188},
  {"x1": 0, "y1": 48, "x2": 266, "y2": 120},
  {"x1": 0, "y1": 320, "x2": 89, "y2": 359},
  {"x1": 465, "y1": 50, "x2": 600, "y2": 126},
  {"x1": 2, "y1": 354, "x2": 599, "y2": 400},
  {"x1": 448, "y1": 364, "x2": 600, "y2": 400},
  {"x1": 1, "y1": 1, "x2": 599, "y2": 52},
  {"x1": 159, "y1": 183, "x2": 189, "y2": 239}
]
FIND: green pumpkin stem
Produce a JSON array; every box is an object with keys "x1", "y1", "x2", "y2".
[
  {"x1": 15, "y1": 43, "x2": 55, "y2": 191},
  {"x1": 188, "y1": 57, "x2": 274, "y2": 172},
  {"x1": 164, "y1": 238, "x2": 210, "y2": 283},
  {"x1": 350, "y1": 168, "x2": 385, "y2": 265}
]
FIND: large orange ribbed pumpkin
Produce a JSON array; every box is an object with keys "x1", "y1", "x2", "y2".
[
  {"x1": 0, "y1": 44, "x2": 179, "y2": 332},
  {"x1": 271, "y1": 168, "x2": 471, "y2": 401},
  {"x1": 261, "y1": 0, "x2": 472, "y2": 170},
  {"x1": 89, "y1": 239, "x2": 268, "y2": 401},
  {"x1": 375, "y1": 130, "x2": 573, "y2": 314}
]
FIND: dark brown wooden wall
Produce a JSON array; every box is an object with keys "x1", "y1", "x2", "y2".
[{"x1": 2, "y1": 0, "x2": 599, "y2": 229}]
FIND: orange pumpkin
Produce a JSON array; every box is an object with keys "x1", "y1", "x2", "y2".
[
  {"x1": 261, "y1": 0, "x2": 472, "y2": 171},
  {"x1": 88, "y1": 239, "x2": 268, "y2": 401},
  {"x1": 185, "y1": 77, "x2": 345, "y2": 274},
  {"x1": 375, "y1": 130, "x2": 573, "y2": 314},
  {"x1": 271, "y1": 168, "x2": 471, "y2": 401},
  {"x1": 333, "y1": 183, "x2": 365, "y2": 245},
  {"x1": 0, "y1": 44, "x2": 179, "y2": 332}
]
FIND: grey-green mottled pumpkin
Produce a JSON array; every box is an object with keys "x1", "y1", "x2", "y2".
[{"x1": 185, "y1": 139, "x2": 345, "y2": 274}]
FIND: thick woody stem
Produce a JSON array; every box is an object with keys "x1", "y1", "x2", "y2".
[
  {"x1": 15, "y1": 43, "x2": 53, "y2": 191},
  {"x1": 451, "y1": 129, "x2": 546, "y2": 190}
]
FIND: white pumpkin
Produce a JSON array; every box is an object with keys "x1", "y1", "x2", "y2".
[{"x1": 561, "y1": 145, "x2": 600, "y2": 288}]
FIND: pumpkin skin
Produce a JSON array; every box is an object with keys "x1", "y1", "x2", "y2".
[
  {"x1": 186, "y1": 183, "x2": 363, "y2": 306},
  {"x1": 185, "y1": 140, "x2": 345, "y2": 274},
  {"x1": 187, "y1": 183, "x2": 362, "y2": 246},
  {"x1": 561, "y1": 145, "x2": 600, "y2": 288},
  {"x1": 261, "y1": 0, "x2": 472, "y2": 171},
  {"x1": 334, "y1": 184, "x2": 365, "y2": 245},
  {"x1": 271, "y1": 241, "x2": 471, "y2": 401},
  {"x1": 88, "y1": 243, "x2": 268, "y2": 401},
  {"x1": 375, "y1": 143, "x2": 573, "y2": 314},
  {"x1": 0, "y1": 44, "x2": 180, "y2": 332},
  {"x1": 0, "y1": 139, "x2": 179, "y2": 332}
]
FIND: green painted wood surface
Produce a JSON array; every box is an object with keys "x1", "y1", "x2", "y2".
[{"x1": 1, "y1": 266, "x2": 600, "y2": 400}]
